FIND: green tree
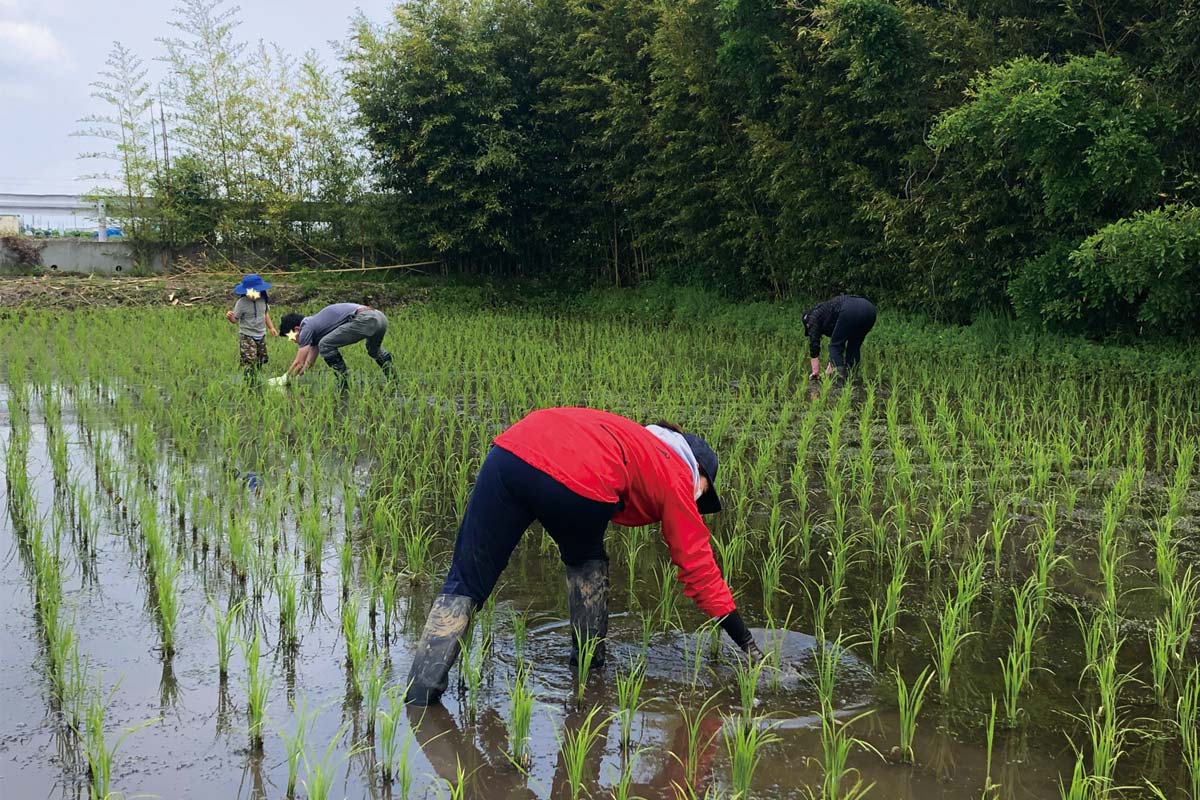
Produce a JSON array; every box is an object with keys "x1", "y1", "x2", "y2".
[
  {"x1": 1027, "y1": 204, "x2": 1200, "y2": 335},
  {"x1": 918, "y1": 53, "x2": 1167, "y2": 318},
  {"x1": 74, "y1": 41, "x2": 157, "y2": 237},
  {"x1": 158, "y1": 0, "x2": 256, "y2": 204},
  {"x1": 347, "y1": 0, "x2": 529, "y2": 267}
]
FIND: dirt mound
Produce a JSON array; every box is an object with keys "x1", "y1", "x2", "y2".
[{"x1": 0, "y1": 274, "x2": 432, "y2": 310}]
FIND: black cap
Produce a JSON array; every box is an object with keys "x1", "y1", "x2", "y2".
[{"x1": 682, "y1": 432, "x2": 722, "y2": 514}]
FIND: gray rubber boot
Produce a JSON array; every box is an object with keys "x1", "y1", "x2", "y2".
[
  {"x1": 566, "y1": 559, "x2": 609, "y2": 669},
  {"x1": 405, "y1": 594, "x2": 474, "y2": 706}
]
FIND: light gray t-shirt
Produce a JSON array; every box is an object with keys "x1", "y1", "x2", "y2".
[
  {"x1": 297, "y1": 303, "x2": 363, "y2": 348},
  {"x1": 233, "y1": 296, "x2": 268, "y2": 339}
]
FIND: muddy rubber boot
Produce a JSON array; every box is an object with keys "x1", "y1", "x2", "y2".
[
  {"x1": 566, "y1": 559, "x2": 609, "y2": 669},
  {"x1": 375, "y1": 351, "x2": 395, "y2": 379},
  {"x1": 405, "y1": 594, "x2": 474, "y2": 706}
]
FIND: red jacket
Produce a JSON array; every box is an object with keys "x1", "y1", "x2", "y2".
[{"x1": 494, "y1": 407, "x2": 737, "y2": 617}]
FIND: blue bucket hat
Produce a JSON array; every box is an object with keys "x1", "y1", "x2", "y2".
[{"x1": 234, "y1": 273, "x2": 272, "y2": 295}]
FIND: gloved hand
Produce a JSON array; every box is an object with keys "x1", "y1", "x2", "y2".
[{"x1": 719, "y1": 611, "x2": 760, "y2": 657}]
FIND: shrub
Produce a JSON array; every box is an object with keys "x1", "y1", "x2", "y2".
[{"x1": 1070, "y1": 205, "x2": 1200, "y2": 336}]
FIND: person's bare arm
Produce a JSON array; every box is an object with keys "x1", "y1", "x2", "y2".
[
  {"x1": 288, "y1": 345, "x2": 315, "y2": 376},
  {"x1": 810, "y1": 356, "x2": 821, "y2": 378},
  {"x1": 266, "y1": 311, "x2": 278, "y2": 337}
]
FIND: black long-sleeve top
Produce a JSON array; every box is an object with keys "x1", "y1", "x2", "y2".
[{"x1": 803, "y1": 296, "x2": 849, "y2": 358}]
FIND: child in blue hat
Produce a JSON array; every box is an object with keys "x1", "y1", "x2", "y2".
[{"x1": 224, "y1": 274, "x2": 278, "y2": 376}]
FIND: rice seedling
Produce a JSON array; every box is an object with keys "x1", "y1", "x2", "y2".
[
  {"x1": 609, "y1": 748, "x2": 643, "y2": 800},
  {"x1": 302, "y1": 724, "x2": 355, "y2": 800},
  {"x1": 639, "y1": 609, "x2": 654, "y2": 656},
  {"x1": 559, "y1": 705, "x2": 610, "y2": 800},
  {"x1": 400, "y1": 520, "x2": 437, "y2": 578},
  {"x1": 988, "y1": 504, "x2": 1011, "y2": 577},
  {"x1": 277, "y1": 697, "x2": 315, "y2": 799},
  {"x1": 339, "y1": 538, "x2": 354, "y2": 601},
  {"x1": 506, "y1": 663, "x2": 536, "y2": 769},
  {"x1": 208, "y1": 595, "x2": 245, "y2": 681},
  {"x1": 894, "y1": 666, "x2": 933, "y2": 763},
  {"x1": 622, "y1": 527, "x2": 649, "y2": 595},
  {"x1": 928, "y1": 589, "x2": 977, "y2": 700},
  {"x1": 918, "y1": 504, "x2": 948, "y2": 577},
  {"x1": 360, "y1": 654, "x2": 386, "y2": 736},
  {"x1": 342, "y1": 599, "x2": 369, "y2": 693},
  {"x1": 1079, "y1": 639, "x2": 1136, "y2": 793},
  {"x1": 868, "y1": 541, "x2": 909, "y2": 667},
  {"x1": 615, "y1": 656, "x2": 647, "y2": 749},
  {"x1": 510, "y1": 608, "x2": 528, "y2": 662},
  {"x1": 1000, "y1": 576, "x2": 1044, "y2": 727},
  {"x1": 671, "y1": 693, "x2": 721, "y2": 795},
  {"x1": 653, "y1": 558, "x2": 680, "y2": 629},
  {"x1": 436, "y1": 759, "x2": 469, "y2": 800},
  {"x1": 758, "y1": 544, "x2": 787, "y2": 613},
  {"x1": 724, "y1": 712, "x2": 780, "y2": 799},
  {"x1": 983, "y1": 696, "x2": 1000, "y2": 798},
  {"x1": 1058, "y1": 753, "x2": 1095, "y2": 800},
  {"x1": 460, "y1": 628, "x2": 487, "y2": 718},
  {"x1": 574, "y1": 626, "x2": 604, "y2": 701},
  {"x1": 1071, "y1": 602, "x2": 1118, "y2": 679},
  {"x1": 809, "y1": 705, "x2": 876, "y2": 800},
  {"x1": 242, "y1": 631, "x2": 271, "y2": 752},
  {"x1": 1179, "y1": 664, "x2": 1199, "y2": 799},
  {"x1": 275, "y1": 561, "x2": 301, "y2": 651},
  {"x1": 378, "y1": 685, "x2": 416, "y2": 795},
  {"x1": 477, "y1": 594, "x2": 497, "y2": 657},
  {"x1": 1151, "y1": 517, "x2": 1180, "y2": 598},
  {"x1": 681, "y1": 618, "x2": 720, "y2": 692},
  {"x1": 761, "y1": 608, "x2": 794, "y2": 692},
  {"x1": 79, "y1": 680, "x2": 155, "y2": 800},
  {"x1": 152, "y1": 551, "x2": 182, "y2": 659},
  {"x1": 379, "y1": 572, "x2": 399, "y2": 642}
]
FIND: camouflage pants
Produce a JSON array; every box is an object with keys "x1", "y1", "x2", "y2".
[{"x1": 239, "y1": 335, "x2": 268, "y2": 369}]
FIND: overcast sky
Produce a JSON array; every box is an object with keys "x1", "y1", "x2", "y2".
[{"x1": 0, "y1": 0, "x2": 394, "y2": 195}]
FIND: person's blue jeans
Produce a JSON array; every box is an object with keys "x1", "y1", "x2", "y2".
[{"x1": 440, "y1": 446, "x2": 620, "y2": 606}]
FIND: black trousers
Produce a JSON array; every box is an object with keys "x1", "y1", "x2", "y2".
[
  {"x1": 440, "y1": 446, "x2": 619, "y2": 606},
  {"x1": 828, "y1": 296, "x2": 877, "y2": 375}
]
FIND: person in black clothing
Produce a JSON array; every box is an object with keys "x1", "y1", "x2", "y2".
[{"x1": 803, "y1": 295, "x2": 877, "y2": 379}]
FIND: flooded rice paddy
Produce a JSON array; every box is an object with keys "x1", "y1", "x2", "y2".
[{"x1": 0, "y1": 306, "x2": 1197, "y2": 799}]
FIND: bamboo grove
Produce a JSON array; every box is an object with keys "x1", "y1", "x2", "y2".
[{"x1": 75, "y1": 0, "x2": 1200, "y2": 336}]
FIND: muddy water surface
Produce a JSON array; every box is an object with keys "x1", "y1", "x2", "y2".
[{"x1": 0, "y1": 380, "x2": 1191, "y2": 800}]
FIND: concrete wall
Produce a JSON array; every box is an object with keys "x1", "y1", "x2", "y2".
[{"x1": 0, "y1": 238, "x2": 169, "y2": 274}]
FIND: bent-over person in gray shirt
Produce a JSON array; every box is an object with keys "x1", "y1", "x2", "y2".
[{"x1": 278, "y1": 302, "x2": 394, "y2": 386}]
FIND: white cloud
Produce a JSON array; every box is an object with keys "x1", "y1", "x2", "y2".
[
  {"x1": 0, "y1": 21, "x2": 73, "y2": 68},
  {"x1": 0, "y1": 80, "x2": 35, "y2": 99}
]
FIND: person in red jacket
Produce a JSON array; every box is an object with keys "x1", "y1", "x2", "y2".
[{"x1": 405, "y1": 407, "x2": 762, "y2": 705}]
